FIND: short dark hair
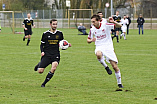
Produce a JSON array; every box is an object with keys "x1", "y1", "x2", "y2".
[
  {"x1": 124, "y1": 15, "x2": 126, "y2": 16},
  {"x1": 50, "y1": 19, "x2": 57, "y2": 24},
  {"x1": 97, "y1": 11, "x2": 103, "y2": 14},
  {"x1": 91, "y1": 14, "x2": 101, "y2": 21}
]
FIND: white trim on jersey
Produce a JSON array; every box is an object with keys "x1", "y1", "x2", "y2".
[
  {"x1": 41, "y1": 41, "x2": 45, "y2": 43},
  {"x1": 44, "y1": 29, "x2": 60, "y2": 34},
  {"x1": 24, "y1": 17, "x2": 33, "y2": 21}
]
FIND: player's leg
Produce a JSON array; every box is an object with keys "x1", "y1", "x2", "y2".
[
  {"x1": 82, "y1": 30, "x2": 86, "y2": 35},
  {"x1": 34, "y1": 61, "x2": 41, "y2": 71},
  {"x1": 23, "y1": 30, "x2": 28, "y2": 41},
  {"x1": 109, "y1": 60, "x2": 123, "y2": 88},
  {"x1": 27, "y1": 35, "x2": 31, "y2": 46},
  {"x1": 96, "y1": 50, "x2": 112, "y2": 75},
  {"x1": 41, "y1": 62, "x2": 58, "y2": 87},
  {"x1": 116, "y1": 31, "x2": 119, "y2": 43},
  {"x1": 120, "y1": 28, "x2": 123, "y2": 39},
  {"x1": 37, "y1": 56, "x2": 50, "y2": 74},
  {"x1": 111, "y1": 29, "x2": 116, "y2": 40},
  {"x1": 124, "y1": 32, "x2": 126, "y2": 40},
  {"x1": 23, "y1": 35, "x2": 28, "y2": 41}
]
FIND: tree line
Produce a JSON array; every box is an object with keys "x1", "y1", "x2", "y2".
[{"x1": 0, "y1": 0, "x2": 131, "y2": 11}]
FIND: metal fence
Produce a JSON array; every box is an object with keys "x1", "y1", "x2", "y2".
[{"x1": 0, "y1": 7, "x2": 157, "y2": 31}]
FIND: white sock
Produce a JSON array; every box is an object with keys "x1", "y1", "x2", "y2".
[
  {"x1": 115, "y1": 70, "x2": 122, "y2": 84},
  {"x1": 98, "y1": 57, "x2": 108, "y2": 68},
  {"x1": 124, "y1": 33, "x2": 126, "y2": 39}
]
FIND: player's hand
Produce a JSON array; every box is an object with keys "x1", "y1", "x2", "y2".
[
  {"x1": 92, "y1": 38, "x2": 96, "y2": 42},
  {"x1": 41, "y1": 52, "x2": 45, "y2": 56},
  {"x1": 25, "y1": 28, "x2": 28, "y2": 30},
  {"x1": 109, "y1": 17, "x2": 114, "y2": 23},
  {"x1": 33, "y1": 25, "x2": 35, "y2": 28},
  {"x1": 69, "y1": 43, "x2": 72, "y2": 47}
]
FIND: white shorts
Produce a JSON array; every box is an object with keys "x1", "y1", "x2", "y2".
[
  {"x1": 121, "y1": 26, "x2": 127, "y2": 32},
  {"x1": 95, "y1": 45, "x2": 118, "y2": 63}
]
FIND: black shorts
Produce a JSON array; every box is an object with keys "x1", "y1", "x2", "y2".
[
  {"x1": 38, "y1": 54, "x2": 60, "y2": 68},
  {"x1": 24, "y1": 29, "x2": 32, "y2": 36},
  {"x1": 115, "y1": 28, "x2": 121, "y2": 31}
]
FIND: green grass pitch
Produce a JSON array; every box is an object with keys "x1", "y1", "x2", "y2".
[{"x1": 0, "y1": 28, "x2": 157, "y2": 104}]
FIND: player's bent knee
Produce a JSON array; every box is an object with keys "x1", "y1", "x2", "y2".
[
  {"x1": 96, "y1": 51, "x2": 102, "y2": 59},
  {"x1": 28, "y1": 35, "x2": 31, "y2": 38},
  {"x1": 38, "y1": 68, "x2": 44, "y2": 74}
]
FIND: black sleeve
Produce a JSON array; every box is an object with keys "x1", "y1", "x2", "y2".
[
  {"x1": 137, "y1": 18, "x2": 139, "y2": 23},
  {"x1": 60, "y1": 32, "x2": 64, "y2": 41},
  {"x1": 129, "y1": 18, "x2": 131, "y2": 23},
  {"x1": 40, "y1": 33, "x2": 46, "y2": 52},
  {"x1": 40, "y1": 44, "x2": 44, "y2": 53},
  {"x1": 22, "y1": 20, "x2": 25, "y2": 25},
  {"x1": 143, "y1": 18, "x2": 145, "y2": 23}
]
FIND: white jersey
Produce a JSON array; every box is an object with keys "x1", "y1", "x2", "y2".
[
  {"x1": 88, "y1": 22, "x2": 114, "y2": 49},
  {"x1": 121, "y1": 18, "x2": 128, "y2": 32},
  {"x1": 88, "y1": 22, "x2": 118, "y2": 63}
]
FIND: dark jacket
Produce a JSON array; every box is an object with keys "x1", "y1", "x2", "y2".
[
  {"x1": 127, "y1": 17, "x2": 131, "y2": 25},
  {"x1": 137, "y1": 17, "x2": 145, "y2": 25}
]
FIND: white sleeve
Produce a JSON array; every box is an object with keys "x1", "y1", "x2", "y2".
[{"x1": 88, "y1": 29, "x2": 94, "y2": 39}]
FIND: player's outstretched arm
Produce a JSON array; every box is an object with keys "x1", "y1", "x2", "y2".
[{"x1": 109, "y1": 17, "x2": 122, "y2": 28}]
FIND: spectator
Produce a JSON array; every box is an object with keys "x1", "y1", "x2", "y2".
[
  {"x1": 137, "y1": 14, "x2": 145, "y2": 35},
  {"x1": 78, "y1": 23, "x2": 88, "y2": 35},
  {"x1": 126, "y1": 15, "x2": 131, "y2": 35}
]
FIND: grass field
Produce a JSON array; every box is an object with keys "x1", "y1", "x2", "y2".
[{"x1": 0, "y1": 28, "x2": 157, "y2": 104}]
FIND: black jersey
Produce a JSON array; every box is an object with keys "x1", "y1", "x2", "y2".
[
  {"x1": 22, "y1": 18, "x2": 34, "y2": 30},
  {"x1": 113, "y1": 15, "x2": 121, "y2": 23},
  {"x1": 40, "y1": 30, "x2": 64, "y2": 56}
]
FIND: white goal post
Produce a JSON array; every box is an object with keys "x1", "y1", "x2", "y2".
[
  {"x1": 68, "y1": 9, "x2": 93, "y2": 28},
  {"x1": 0, "y1": 11, "x2": 15, "y2": 34}
]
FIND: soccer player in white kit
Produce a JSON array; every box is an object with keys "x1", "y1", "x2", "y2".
[
  {"x1": 87, "y1": 15, "x2": 124, "y2": 88},
  {"x1": 97, "y1": 12, "x2": 111, "y2": 72},
  {"x1": 120, "y1": 15, "x2": 128, "y2": 40}
]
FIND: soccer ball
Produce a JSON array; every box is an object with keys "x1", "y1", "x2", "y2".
[{"x1": 59, "y1": 40, "x2": 69, "y2": 50}]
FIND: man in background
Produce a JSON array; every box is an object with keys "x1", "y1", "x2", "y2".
[
  {"x1": 137, "y1": 14, "x2": 145, "y2": 35},
  {"x1": 126, "y1": 15, "x2": 131, "y2": 35},
  {"x1": 78, "y1": 23, "x2": 88, "y2": 35}
]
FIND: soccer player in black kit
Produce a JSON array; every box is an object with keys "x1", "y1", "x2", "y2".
[
  {"x1": 112, "y1": 11, "x2": 121, "y2": 43},
  {"x1": 22, "y1": 13, "x2": 35, "y2": 46},
  {"x1": 34, "y1": 19, "x2": 71, "y2": 87}
]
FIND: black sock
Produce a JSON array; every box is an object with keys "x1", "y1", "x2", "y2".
[
  {"x1": 42, "y1": 71, "x2": 54, "y2": 85},
  {"x1": 23, "y1": 36, "x2": 25, "y2": 41},
  {"x1": 34, "y1": 62, "x2": 40, "y2": 71},
  {"x1": 27, "y1": 39, "x2": 30, "y2": 45},
  {"x1": 116, "y1": 35, "x2": 119, "y2": 42}
]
